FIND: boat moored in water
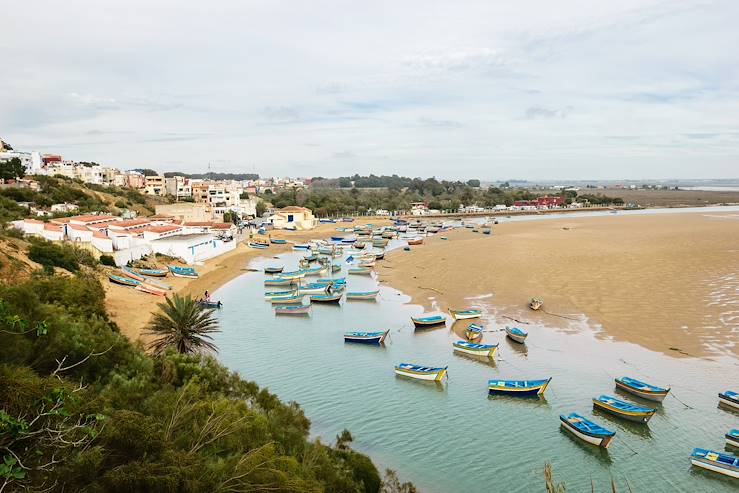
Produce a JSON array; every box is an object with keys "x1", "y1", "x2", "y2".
[
  {"x1": 197, "y1": 300, "x2": 222, "y2": 308},
  {"x1": 274, "y1": 304, "x2": 311, "y2": 315},
  {"x1": 348, "y1": 267, "x2": 372, "y2": 275},
  {"x1": 465, "y1": 323, "x2": 484, "y2": 341},
  {"x1": 689, "y1": 448, "x2": 738, "y2": 479},
  {"x1": 726, "y1": 429, "x2": 739, "y2": 448},
  {"x1": 264, "y1": 278, "x2": 296, "y2": 287},
  {"x1": 615, "y1": 377, "x2": 670, "y2": 402},
  {"x1": 411, "y1": 315, "x2": 446, "y2": 327},
  {"x1": 505, "y1": 326, "x2": 528, "y2": 344},
  {"x1": 346, "y1": 290, "x2": 380, "y2": 300},
  {"x1": 488, "y1": 378, "x2": 551, "y2": 397},
  {"x1": 394, "y1": 363, "x2": 448, "y2": 382},
  {"x1": 264, "y1": 266, "x2": 284, "y2": 274},
  {"x1": 344, "y1": 330, "x2": 389, "y2": 344},
  {"x1": 310, "y1": 293, "x2": 342, "y2": 303},
  {"x1": 718, "y1": 390, "x2": 739, "y2": 410},
  {"x1": 448, "y1": 308, "x2": 482, "y2": 320},
  {"x1": 453, "y1": 341, "x2": 497, "y2": 358},
  {"x1": 592, "y1": 395, "x2": 656, "y2": 423},
  {"x1": 559, "y1": 413, "x2": 616, "y2": 448}
]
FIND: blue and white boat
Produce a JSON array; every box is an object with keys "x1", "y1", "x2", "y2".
[
  {"x1": 719, "y1": 390, "x2": 739, "y2": 410},
  {"x1": 448, "y1": 308, "x2": 482, "y2": 320},
  {"x1": 689, "y1": 448, "x2": 739, "y2": 479},
  {"x1": 411, "y1": 315, "x2": 446, "y2": 327},
  {"x1": 315, "y1": 277, "x2": 346, "y2": 286},
  {"x1": 488, "y1": 378, "x2": 551, "y2": 397},
  {"x1": 319, "y1": 218, "x2": 336, "y2": 224},
  {"x1": 264, "y1": 278, "x2": 296, "y2": 287},
  {"x1": 168, "y1": 265, "x2": 198, "y2": 279},
  {"x1": 465, "y1": 323, "x2": 484, "y2": 341},
  {"x1": 309, "y1": 293, "x2": 342, "y2": 303},
  {"x1": 560, "y1": 413, "x2": 616, "y2": 448},
  {"x1": 292, "y1": 243, "x2": 312, "y2": 250},
  {"x1": 346, "y1": 290, "x2": 379, "y2": 300},
  {"x1": 395, "y1": 363, "x2": 448, "y2": 382},
  {"x1": 264, "y1": 289, "x2": 298, "y2": 300},
  {"x1": 453, "y1": 341, "x2": 498, "y2": 358},
  {"x1": 615, "y1": 377, "x2": 670, "y2": 402},
  {"x1": 592, "y1": 395, "x2": 656, "y2": 423},
  {"x1": 348, "y1": 267, "x2": 372, "y2": 275},
  {"x1": 247, "y1": 242, "x2": 269, "y2": 249},
  {"x1": 298, "y1": 283, "x2": 331, "y2": 295},
  {"x1": 269, "y1": 293, "x2": 305, "y2": 304},
  {"x1": 726, "y1": 429, "x2": 739, "y2": 448},
  {"x1": 269, "y1": 238, "x2": 287, "y2": 244},
  {"x1": 505, "y1": 326, "x2": 528, "y2": 344},
  {"x1": 344, "y1": 330, "x2": 389, "y2": 345}
]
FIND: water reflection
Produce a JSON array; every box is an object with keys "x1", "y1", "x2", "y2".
[{"x1": 558, "y1": 426, "x2": 614, "y2": 466}]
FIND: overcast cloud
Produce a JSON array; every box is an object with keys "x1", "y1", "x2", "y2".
[{"x1": 1, "y1": 0, "x2": 738, "y2": 179}]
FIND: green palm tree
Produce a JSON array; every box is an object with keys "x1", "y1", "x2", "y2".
[{"x1": 145, "y1": 294, "x2": 220, "y2": 355}]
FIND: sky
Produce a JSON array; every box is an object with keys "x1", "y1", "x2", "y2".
[{"x1": 2, "y1": 0, "x2": 738, "y2": 180}]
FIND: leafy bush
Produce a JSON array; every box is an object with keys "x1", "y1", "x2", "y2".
[
  {"x1": 26, "y1": 238, "x2": 97, "y2": 272},
  {"x1": 99, "y1": 254, "x2": 116, "y2": 266}
]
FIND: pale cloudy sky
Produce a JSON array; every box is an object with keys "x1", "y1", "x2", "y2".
[{"x1": 2, "y1": 0, "x2": 738, "y2": 179}]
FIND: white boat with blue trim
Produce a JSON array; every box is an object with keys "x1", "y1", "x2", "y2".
[{"x1": 394, "y1": 363, "x2": 448, "y2": 381}]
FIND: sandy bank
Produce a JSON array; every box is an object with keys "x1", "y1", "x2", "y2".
[
  {"x1": 379, "y1": 211, "x2": 739, "y2": 358},
  {"x1": 105, "y1": 221, "x2": 389, "y2": 344}
]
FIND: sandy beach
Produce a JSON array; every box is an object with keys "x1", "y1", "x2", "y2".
[
  {"x1": 379, "y1": 211, "x2": 739, "y2": 358},
  {"x1": 105, "y1": 221, "x2": 390, "y2": 345}
]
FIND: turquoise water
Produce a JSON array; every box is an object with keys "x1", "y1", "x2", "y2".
[{"x1": 212, "y1": 242, "x2": 738, "y2": 492}]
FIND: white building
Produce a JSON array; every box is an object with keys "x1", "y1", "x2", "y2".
[{"x1": 149, "y1": 234, "x2": 235, "y2": 264}]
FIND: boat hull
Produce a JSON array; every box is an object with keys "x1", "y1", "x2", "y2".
[
  {"x1": 347, "y1": 291, "x2": 379, "y2": 300},
  {"x1": 394, "y1": 368, "x2": 447, "y2": 381},
  {"x1": 615, "y1": 379, "x2": 669, "y2": 402},
  {"x1": 488, "y1": 382, "x2": 549, "y2": 396},
  {"x1": 412, "y1": 317, "x2": 446, "y2": 328},
  {"x1": 559, "y1": 417, "x2": 614, "y2": 448},
  {"x1": 344, "y1": 331, "x2": 388, "y2": 345},
  {"x1": 690, "y1": 451, "x2": 739, "y2": 479},
  {"x1": 274, "y1": 306, "x2": 310, "y2": 315},
  {"x1": 592, "y1": 400, "x2": 655, "y2": 423},
  {"x1": 453, "y1": 345, "x2": 496, "y2": 358},
  {"x1": 726, "y1": 432, "x2": 739, "y2": 448},
  {"x1": 506, "y1": 330, "x2": 527, "y2": 344},
  {"x1": 448, "y1": 309, "x2": 481, "y2": 320},
  {"x1": 718, "y1": 393, "x2": 739, "y2": 410}
]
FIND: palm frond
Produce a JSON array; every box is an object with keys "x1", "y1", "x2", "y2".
[{"x1": 145, "y1": 294, "x2": 221, "y2": 355}]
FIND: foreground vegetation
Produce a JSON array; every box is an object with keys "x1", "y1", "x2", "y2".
[{"x1": 0, "y1": 262, "x2": 409, "y2": 492}]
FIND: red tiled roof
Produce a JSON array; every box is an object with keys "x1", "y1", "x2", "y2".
[
  {"x1": 211, "y1": 223, "x2": 234, "y2": 229},
  {"x1": 278, "y1": 206, "x2": 311, "y2": 213},
  {"x1": 108, "y1": 219, "x2": 151, "y2": 228},
  {"x1": 93, "y1": 231, "x2": 109, "y2": 239},
  {"x1": 68, "y1": 224, "x2": 92, "y2": 232},
  {"x1": 143, "y1": 225, "x2": 182, "y2": 233},
  {"x1": 24, "y1": 219, "x2": 44, "y2": 224},
  {"x1": 68, "y1": 214, "x2": 116, "y2": 223},
  {"x1": 43, "y1": 223, "x2": 62, "y2": 231},
  {"x1": 183, "y1": 221, "x2": 213, "y2": 227}
]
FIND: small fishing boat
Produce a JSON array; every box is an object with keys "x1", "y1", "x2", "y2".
[
  {"x1": 135, "y1": 267, "x2": 168, "y2": 277},
  {"x1": 270, "y1": 294, "x2": 305, "y2": 304},
  {"x1": 331, "y1": 264, "x2": 342, "y2": 273},
  {"x1": 277, "y1": 271, "x2": 306, "y2": 280},
  {"x1": 353, "y1": 241, "x2": 367, "y2": 249},
  {"x1": 319, "y1": 218, "x2": 336, "y2": 224},
  {"x1": 344, "y1": 330, "x2": 389, "y2": 344},
  {"x1": 529, "y1": 297, "x2": 543, "y2": 311},
  {"x1": 615, "y1": 377, "x2": 670, "y2": 402},
  {"x1": 168, "y1": 265, "x2": 199, "y2": 279},
  {"x1": 292, "y1": 243, "x2": 312, "y2": 250},
  {"x1": 411, "y1": 315, "x2": 446, "y2": 327},
  {"x1": 592, "y1": 395, "x2": 656, "y2": 423},
  {"x1": 726, "y1": 429, "x2": 739, "y2": 448},
  {"x1": 488, "y1": 378, "x2": 551, "y2": 397},
  {"x1": 274, "y1": 305, "x2": 310, "y2": 315},
  {"x1": 304, "y1": 254, "x2": 319, "y2": 262},
  {"x1": 349, "y1": 267, "x2": 372, "y2": 275},
  {"x1": 453, "y1": 341, "x2": 498, "y2": 358},
  {"x1": 559, "y1": 413, "x2": 616, "y2": 448},
  {"x1": 406, "y1": 237, "x2": 424, "y2": 245},
  {"x1": 197, "y1": 300, "x2": 222, "y2": 308},
  {"x1": 394, "y1": 363, "x2": 448, "y2": 382},
  {"x1": 247, "y1": 242, "x2": 269, "y2": 249},
  {"x1": 264, "y1": 278, "x2": 296, "y2": 287},
  {"x1": 264, "y1": 266, "x2": 284, "y2": 274},
  {"x1": 374, "y1": 251, "x2": 385, "y2": 260},
  {"x1": 121, "y1": 266, "x2": 145, "y2": 282},
  {"x1": 505, "y1": 326, "x2": 528, "y2": 344},
  {"x1": 718, "y1": 390, "x2": 739, "y2": 410},
  {"x1": 465, "y1": 323, "x2": 484, "y2": 341},
  {"x1": 264, "y1": 289, "x2": 298, "y2": 300},
  {"x1": 142, "y1": 277, "x2": 173, "y2": 291},
  {"x1": 448, "y1": 308, "x2": 482, "y2": 320},
  {"x1": 135, "y1": 284, "x2": 167, "y2": 296},
  {"x1": 269, "y1": 238, "x2": 287, "y2": 244},
  {"x1": 310, "y1": 293, "x2": 342, "y2": 303},
  {"x1": 346, "y1": 290, "x2": 380, "y2": 300},
  {"x1": 689, "y1": 448, "x2": 739, "y2": 479},
  {"x1": 315, "y1": 277, "x2": 346, "y2": 286},
  {"x1": 304, "y1": 266, "x2": 328, "y2": 276},
  {"x1": 341, "y1": 237, "x2": 357, "y2": 244},
  {"x1": 298, "y1": 284, "x2": 330, "y2": 295},
  {"x1": 109, "y1": 274, "x2": 140, "y2": 287},
  {"x1": 482, "y1": 228, "x2": 491, "y2": 235}
]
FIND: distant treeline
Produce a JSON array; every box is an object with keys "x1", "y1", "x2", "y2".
[
  {"x1": 163, "y1": 171, "x2": 260, "y2": 180},
  {"x1": 311, "y1": 174, "x2": 481, "y2": 189}
]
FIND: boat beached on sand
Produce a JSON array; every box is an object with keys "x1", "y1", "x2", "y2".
[
  {"x1": 488, "y1": 378, "x2": 551, "y2": 397},
  {"x1": 453, "y1": 341, "x2": 497, "y2": 358},
  {"x1": 529, "y1": 297, "x2": 543, "y2": 310},
  {"x1": 109, "y1": 274, "x2": 140, "y2": 286},
  {"x1": 615, "y1": 377, "x2": 670, "y2": 402},
  {"x1": 168, "y1": 265, "x2": 199, "y2": 279},
  {"x1": 465, "y1": 323, "x2": 484, "y2": 341},
  {"x1": 560, "y1": 413, "x2": 616, "y2": 448},
  {"x1": 592, "y1": 395, "x2": 656, "y2": 423},
  {"x1": 394, "y1": 363, "x2": 448, "y2": 382},
  {"x1": 689, "y1": 448, "x2": 738, "y2": 479},
  {"x1": 448, "y1": 308, "x2": 482, "y2": 320}
]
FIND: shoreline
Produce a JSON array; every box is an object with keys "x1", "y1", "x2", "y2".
[
  {"x1": 105, "y1": 221, "x2": 392, "y2": 344},
  {"x1": 379, "y1": 209, "x2": 739, "y2": 359}
]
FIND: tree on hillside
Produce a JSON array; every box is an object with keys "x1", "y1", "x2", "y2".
[
  {"x1": 145, "y1": 294, "x2": 220, "y2": 355},
  {"x1": 0, "y1": 157, "x2": 26, "y2": 181},
  {"x1": 132, "y1": 168, "x2": 159, "y2": 176}
]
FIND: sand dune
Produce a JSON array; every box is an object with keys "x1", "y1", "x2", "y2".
[{"x1": 379, "y1": 212, "x2": 739, "y2": 358}]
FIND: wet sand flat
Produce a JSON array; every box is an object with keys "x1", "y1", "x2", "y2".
[{"x1": 379, "y1": 212, "x2": 739, "y2": 358}]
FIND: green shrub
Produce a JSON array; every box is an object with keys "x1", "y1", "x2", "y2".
[
  {"x1": 28, "y1": 239, "x2": 79, "y2": 272},
  {"x1": 99, "y1": 254, "x2": 116, "y2": 266}
]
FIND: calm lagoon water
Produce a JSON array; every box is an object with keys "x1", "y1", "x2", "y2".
[{"x1": 212, "y1": 232, "x2": 738, "y2": 493}]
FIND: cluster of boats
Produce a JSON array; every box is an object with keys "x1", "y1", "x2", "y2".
[{"x1": 107, "y1": 264, "x2": 180, "y2": 296}]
